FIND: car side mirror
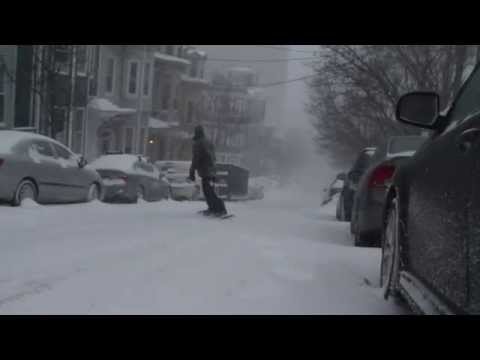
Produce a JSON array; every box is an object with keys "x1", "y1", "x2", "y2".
[
  {"x1": 78, "y1": 156, "x2": 88, "y2": 169},
  {"x1": 396, "y1": 92, "x2": 440, "y2": 129}
]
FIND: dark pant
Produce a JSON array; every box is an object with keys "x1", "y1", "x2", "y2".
[{"x1": 202, "y1": 177, "x2": 227, "y2": 214}]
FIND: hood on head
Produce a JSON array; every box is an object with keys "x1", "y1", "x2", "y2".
[{"x1": 193, "y1": 125, "x2": 205, "y2": 140}]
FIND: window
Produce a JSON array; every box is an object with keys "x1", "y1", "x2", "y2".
[
  {"x1": 33, "y1": 141, "x2": 55, "y2": 157},
  {"x1": 445, "y1": 67, "x2": 480, "y2": 132},
  {"x1": 0, "y1": 60, "x2": 4, "y2": 124},
  {"x1": 76, "y1": 45, "x2": 87, "y2": 75},
  {"x1": 53, "y1": 143, "x2": 73, "y2": 160},
  {"x1": 162, "y1": 83, "x2": 171, "y2": 110},
  {"x1": 127, "y1": 61, "x2": 139, "y2": 95},
  {"x1": 55, "y1": 45, "x2": 71, "y2": 74},
  {"x1": 105, "y1": 58, "x2": 115, "y2": 94},
  {"x1": 190, "y1": 62, "x2": 198, "y2": 78},
  {"x1": 124, "y1": 127, "x2": 134, "y2": 154},
  {"x1": 88, "y1": 46, "x2": 100, "y2": 96},
  {"x1": 52, "y1": 108, "x2": 68, "y2": 145},
  {"x1": 143, "y1": 62, "x2": 151, "y2": 96},
  {"x1": 173, "y1": 86, "x2": 180, "y2": 110},
  {"x1": 177, "y1": 46, "x2": 183, "y2": 57},
  {"x1": 139, "y1": 128, "x2": 146, "y2": 154},
  {"x1": 71, "y1": 109, "x2": 84, "y2": 154},
  {"x1": 88, "y1": 45, "x2": 100, "y2": 75},
  {"x1": 187, "y1": 102, "x2": 194, "y2": 123},
  {"x1": 166, "y1": 46, "x2": 174, "y2": 55}
]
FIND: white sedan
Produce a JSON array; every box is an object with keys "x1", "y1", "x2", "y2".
[{"x1": 165, "y1": 171, "x2": 200, "y2": 201}]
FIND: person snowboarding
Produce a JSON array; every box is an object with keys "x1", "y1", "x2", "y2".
[{"x1": 189, "y1": 125, "x2": 228, "y2": 218}]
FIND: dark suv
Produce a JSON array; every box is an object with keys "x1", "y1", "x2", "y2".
[
  {"x1": 381, "y1": 64, "x2": 480, "y2": 314},
  {"x1": 337, "y1": 147, "x2": 377, "y2": 221}
]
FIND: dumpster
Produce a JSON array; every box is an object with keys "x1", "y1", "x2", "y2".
[{"x1": 216, "y1": 163, "x2": 250, "y2": 200}]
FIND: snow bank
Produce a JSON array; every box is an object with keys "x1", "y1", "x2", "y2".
[
  {"x1": 149, "y1": 118, "x2": 170, "y2": 129},
  {"x1": 19, "y1": 199, "x2": 41, "y2": 209},
  {"x1": 154, "y1": 52, "x2": 190, "y2": 66},
  {"x1": 90, "y1": 98, "x2": 136, "y2": 114}
]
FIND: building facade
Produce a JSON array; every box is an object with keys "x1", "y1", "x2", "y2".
[
  {"x1": 0, "y1": 45, "x2": 215, "y2": 165},
  {"x1": 195, "y1": 45, "x2": 289, "y2": 128},
  {"x1": 199, "y1": 67, "x2": 270, "y2": 169},
  {"x1": 80, "y1": 45, "x2": 210, "y2": 162},
  {"x1": 0, "y1": 45, "x2": 90, "y2": 154}
]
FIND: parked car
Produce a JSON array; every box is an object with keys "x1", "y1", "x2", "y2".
[
  {"x1": 380, "y1": 64, "x2": 480, "y2": 314},
  {"x1": 0, "y1": 131, "x2": 102, "y2": 206},
  {"x1": 155, "y1": 161, "x2": 191, "y2": 178},
  {"x1": 323, "y1": 173, "x2": 346, "y2": 206},
  {"x1": 90, "y1": 154, "x2": 169, "y2": 203},
  {"x1": 155, "y1": 161, "x2": 200, "y2": 201},
  {"x1": 337, "y1": 147, "x2": 377, "y2": 221},
  {"x1": 350, "y1": 136, "x2": 425, "y2": 247}
]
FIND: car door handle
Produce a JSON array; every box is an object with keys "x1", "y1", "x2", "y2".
[{"x1": 458, "y1": 128, "x2": 480, "y2": 153}]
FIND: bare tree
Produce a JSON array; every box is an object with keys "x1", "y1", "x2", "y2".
[{"x1": 307, "y1": 45, "x2": 477, "y2": 167}]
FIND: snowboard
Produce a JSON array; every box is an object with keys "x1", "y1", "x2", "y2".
[{"x1": 197, "y1": 210, "x2": 235, "y2": 220}]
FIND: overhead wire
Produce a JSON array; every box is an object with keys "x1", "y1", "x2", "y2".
[{"x1": 252, "y1": 45, "x2": 319, "y2": 54}]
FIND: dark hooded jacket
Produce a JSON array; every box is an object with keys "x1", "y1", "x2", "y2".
[{"x1": 190, "y1": 126, "x2": 216, "y2": 179}]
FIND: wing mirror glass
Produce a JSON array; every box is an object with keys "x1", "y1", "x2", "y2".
[{"x1": 396, "y1": 92, "x2": 440, "y2": 129}]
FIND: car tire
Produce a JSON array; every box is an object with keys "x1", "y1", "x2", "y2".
[
  {"x1": 338, "y1": 196, "x2": 347, "y2": 222},
  {"x1": 336, "y1": 195, "x2": 342, "y2": 220},
  {"x1": 380, "y1": 197, "x2": 401, "y2": 300},
  {"x1": 86, "y1": 183, "x2": 100, "y2": 203},
  {"x1": 12, "y1": 179, "x2": 38, "y2": 207},
  {"x1": 354, "y1": 232, "x2": 369, "y2": 247}
]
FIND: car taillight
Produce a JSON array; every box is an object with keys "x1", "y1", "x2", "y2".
[
  {"x1": 368, "y1": 164, "x2": 395, "y2": 188},
  {"x1": 120, "y1": 176, "x2": 128, "y2": 182}
]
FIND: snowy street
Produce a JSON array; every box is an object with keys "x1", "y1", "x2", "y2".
[{"x1": 0, "y1": 187, "x2": 406, "y2": 315}]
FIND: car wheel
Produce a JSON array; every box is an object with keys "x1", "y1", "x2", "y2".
[
  {"x1": 86, "y1": 183, "x2": 100, "y2": 203},
  {"x1": 336, "y1": 195, "x2": 342, "y2": 220},
  {"x1": 380, "y1": 198, "x2": 401, "y2": 300},
  {"x1": 12, "y1": 179, "x2": 37, "y2": 206},
  {"x1": 338, "y1": 197, "x2": 346, "y2": 221},
  {"x1": 354, "y1": 232, "x2": 369, "y2": 247},
  {"x1": 350, "y1": 207, "x2": 356, "y2": 233}
]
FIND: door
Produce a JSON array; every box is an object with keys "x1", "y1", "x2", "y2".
[
  {"x1": 405, "y1": 67, "x2": 480, "y2": 311},
  {"x1": 134, "y1": 161, "x2": 161, "y2": 201},
  {"x1": 28, "y1": 140, "x2": 65, "y2": 203},
  {"x1": 52, "y1": 143, "x2": 86, "y2": 201}
]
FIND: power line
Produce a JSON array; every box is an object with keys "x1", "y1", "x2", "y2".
[
  {"x1": 207, "y1": 56, "x2": 317, "y2": 63},
  {"x1": 256, "y1": 74, "x2": 316, "y2": 88},
  {"x1": 252, "y1": 45, "x2": 319, "y2": 54}
]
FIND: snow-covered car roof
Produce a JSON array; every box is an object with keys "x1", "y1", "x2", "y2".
[
  {"x1": 155, "y1": 161, "x2": 191, "y2": 173},
  {"x1": 90, "y1": 154, "x2": 158, "y2": 178},
  {"x1": 0, "y1": 130, "x2": 70, "y2": 155}
]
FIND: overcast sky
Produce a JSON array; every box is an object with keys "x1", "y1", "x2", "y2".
[
  {"x1": 285, "y1": 45, "x2": 317, "y2": 133},
  {"x1": 283, "y1": 45, "x2": 338, "y2": 185}
]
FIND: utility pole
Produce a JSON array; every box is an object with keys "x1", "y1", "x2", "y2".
[
  {"x1": 136, "y1": 45, "x2": 147, "y2": 154},
  {"x1": 66, "y1": 45, "x2": 77, "y2": 147}
]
